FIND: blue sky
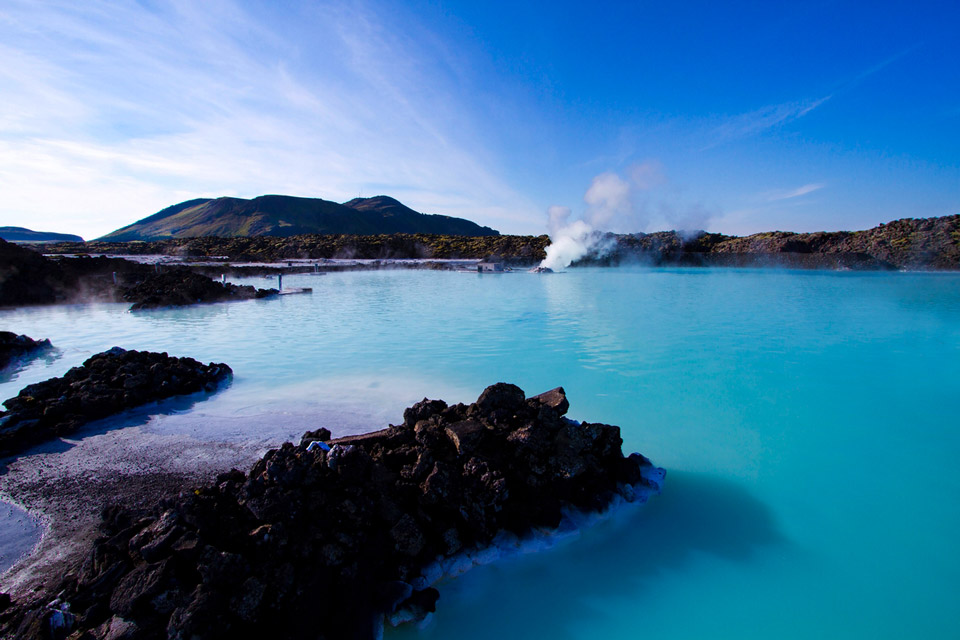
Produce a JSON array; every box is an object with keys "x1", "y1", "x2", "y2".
[{"x1": 0, "y1": 0, "x2": 957, "y2": 239}]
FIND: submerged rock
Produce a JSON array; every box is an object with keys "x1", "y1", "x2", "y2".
[
  {"x1": 0, "y1": 347, "x2": 232, "y2": 458},
  {"x1": 0, "y1": 332, "x2": 52, "y2": 369},
  {"x1": 0, "y1": 384, "x2": 663, "y2": 639}
]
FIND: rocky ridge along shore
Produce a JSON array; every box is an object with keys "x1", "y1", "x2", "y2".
[
  {"x1": 0, "y1": 332, "x2": 52, "y2": 369},
  {"x1": 36, "y1": 214, "x2": 960, "y2": 270},
  {"x1": 0, "y1": 384, "x2": 664, "y2": 639},
  {"x1": 578, "y1": 213, "x2": 960, "y2": 270},
  {"x1": 0, "y1": 347, "x2": 232, "y2": 458}
]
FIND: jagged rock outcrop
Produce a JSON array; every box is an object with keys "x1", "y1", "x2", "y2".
[
  {"x1": 0, "y1": 348, "x2": 232, "y2": 458},
  {"x1": 121, "y1": 268, "x2": 276, "y2": 310},
  {"x1": 0, "y1": 332, "x2": 52, "y2": 369},
  {"x1": 0, "y1": 384, "x2": 663, "y2": 639}
]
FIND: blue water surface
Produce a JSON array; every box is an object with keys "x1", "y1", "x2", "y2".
[{"x1": 2, "y1": 268, "x2": 959, "y2": 638}]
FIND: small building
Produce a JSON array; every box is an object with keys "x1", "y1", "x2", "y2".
[{"x1": 477, "y1": 262, "x2": 504, "y2": 273}]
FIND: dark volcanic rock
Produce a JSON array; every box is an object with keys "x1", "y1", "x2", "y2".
[
  {"x1": 0, "y1": 347, "x2": 232, "y2": 458},
  {"x1": 0, "y1": 238, "x2": 277, "y2": 309},
  {"x1": 0, "y1": 239, "x2": 66, "y2": 306},
  {"x1": 0, "y1": 332, "x2": 52, "y2": 369},
  {"x1": 573, "y1": 215, "x2": 960, "y2": 270},
  {"x1": 0, "y1": 238, "x2": 169, "y2": 307},
  {"x1": 0, "y1": 385, "x2": 664, "y2": 639},
  {"x1": 41, "y1": 233, "x2": 554, "y2": 266},
  {"x1": 121, "y1": 267, "x2": 276, "y2": 310}
]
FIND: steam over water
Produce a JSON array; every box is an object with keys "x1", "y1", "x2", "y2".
[
  {"x1": 538, "y1": 162, "x2": 712, "y2": 270},
  {"x1": 3, "y1": 268, "x2": 960, "y2": 638}
]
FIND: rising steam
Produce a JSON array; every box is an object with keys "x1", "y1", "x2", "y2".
[
  {"x1": 538, "y1": 170, "x2": 635, "y2": 271},
  {"x1": 538, "y1": 161, "x2": 713, "y2": 270},
  {"x1": 540, "y1": 216, "x2": 594, "y2": 271}
]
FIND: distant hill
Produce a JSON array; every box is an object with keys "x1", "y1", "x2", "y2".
[
  {"x1": 98, "y1": 195, "x2": 499, "y2": 241},
  {"x1": 0, "y1": 226, "x2": 83, "y2": 243}
]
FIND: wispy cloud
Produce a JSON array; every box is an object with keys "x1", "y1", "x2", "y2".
[
  {"x1": 766, "y1": 183, "x2": 826, "y2": 202},
  {"x1": 704, "y1": 96, "x2": 831, "y2": 149},
  {"x1": 0, "y1": 0, "x2": 540, "y2": 237},
  {"x1": 848, "y1": 44, "x2": 921, "y2": 88},
  {"x1": 705, "y1": 45, "x2": 917, "y2": 154}
]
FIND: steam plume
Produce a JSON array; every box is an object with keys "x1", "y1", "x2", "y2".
[
  {"x1": 538, "y1": 161, "x2": 713, "y2": 270},
  {"x1": 540, "y1": 219, "x2": 596, "y2": 271}
]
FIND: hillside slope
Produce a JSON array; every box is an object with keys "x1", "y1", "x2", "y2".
[
  {"x1": 99, "y1": 195, "x2": 499, "y2": 241},
  {"x1": 343, "y1": 196, "x2": 498, "y2": 236}
]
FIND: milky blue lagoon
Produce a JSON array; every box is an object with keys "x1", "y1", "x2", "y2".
[{"x1": 2, "y1": 268, "x2": 960, "y2": 638}]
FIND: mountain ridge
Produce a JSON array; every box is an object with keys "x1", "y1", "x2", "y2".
[
  {"x1": 98, "y1": 194, "x2": 499, "y2": 241},
  {"x1": 0, "y1": 227, "x2": 84, "y2": 243}
]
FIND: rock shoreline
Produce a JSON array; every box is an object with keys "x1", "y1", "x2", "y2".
[
  {"x1": 0, "y1": 239, "x2": 276, "y2": 309},
  {"x1": 34, "y1": 213, "x2": 960, "y2": 270},
  {"x1": 121, "y1": 269, "x2": 276, "y2": 310},
  {"x1": 0, "y1": 384, "x2": 664, "y2": 639},
  {"x1": 0, "y1": 348, "x2": 232, "y2": 459}
]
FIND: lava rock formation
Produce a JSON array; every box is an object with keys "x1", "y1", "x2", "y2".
[
  {"x1": 0, "y1": 383, "x2": 663, "y2": 639},
  {"x1": 0, "y1": 348, "x2": 232, "y2": 458}
]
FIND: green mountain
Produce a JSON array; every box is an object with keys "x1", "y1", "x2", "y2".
[
  {"x1": 0, "y1": 226, "x2": 84, "y2": 243},
  {"x1": 99, "y1": 195, "x2": 499, "y2": 241}
]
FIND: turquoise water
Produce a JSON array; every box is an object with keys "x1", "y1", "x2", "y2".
[{"x1": 2, "y1": 268, "x2": 960, "y2": 638}]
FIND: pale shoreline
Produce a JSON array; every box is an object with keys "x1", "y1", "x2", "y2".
[
  {"x1": 0, "y1": 411, "x2": 276, "y2": 599},
  {"x1": 0, "y1": 377, "x2": 470, "y2": 600},
  {"x1": 0, "y1": 500, "x2": 40, "y2": 577}
]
